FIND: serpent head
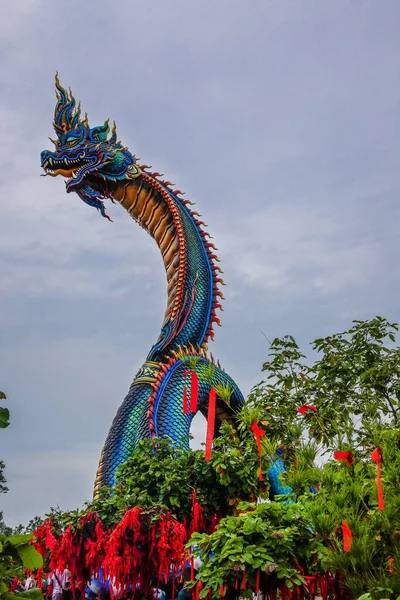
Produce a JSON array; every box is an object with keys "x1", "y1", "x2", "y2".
[{"x1": 40, "y1": 74, "x2": 141, "y2": 220}]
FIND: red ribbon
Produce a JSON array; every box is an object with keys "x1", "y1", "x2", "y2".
[
  {"x1": 371, "y1": 447, "x2": 384, "y2": 511},
  {"x1": 304, "y1": 576, "x2": 316, "y2": 597},
  {"x1": 298, "y1": 405, "x2": 318, "y2": 413},
  {"x1": 250, "y1": 421, "x2": 266, "y2": 481},
  {"x1": 255, "y1": 568, "x2": 260, "y2": 593},
  {"x1": 241, "y1": 571, "x2": 247, "y2": 590},
  {"x1": 342, "y1": 520, "x2": 352, "y2": 552},
  {"x1": 190, "y1": 557, "x2": 194, "y2": 581},
  {"x1": 183, "y1": 371, "x2": 198, "y2": 414},
  {"x1": 334, "y1": 451, "x2": 354, "y2": 466},
  {"x1": 191, "y1": 489, "x2": 205, "y2": 534},
  {"x1": 183, "y1": 385, "x2": 188, "y2": 415},
  {"x1": 388, "y1": 557, "x2": 395, "y2": 575},
  {"x1": 205, "y1": 388, "x2": 217, "y2": 462}
]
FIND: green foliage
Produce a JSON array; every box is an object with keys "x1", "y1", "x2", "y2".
[
  {"x1": 88, "y1": 437, "x2": 220, "y2": 527},
  {"x1": 0, "y1": 466, "x2": 8, "y2": 497},
  {"x1": 17, "y1": 318, "x2": 400, "y2": 600},
  {"x1": 0, "y1": 388, "x2": 43, "y2": 600},
  {"x1": 4, "y1": 535, "x2": 43, "y2": 571},
  {"x1": 86, "y1": 430, "x2": 268, "y2": 529},
  {"x1": 189, "y1": 501, "x2": 326, "y2": 598},
  {"x1": 3, "y1": 590, "x2": 43, "y2": 600},
  {"x1": 290, "y1": 427, "x2": 400, "y2": 600},
  {"x1": 188, "y1": 318, "x2": 400, "y2": 599},
  {"x1": 0, "y1": 533, "x2": 43, "y2": 600},
  {"x1": 0, "y1": 391, "x2": 9, "y2": 430},
  {"x1": 249, "y1": 316, "x2": 400, "y2": 451},
  {"x1": 0, "y1": 391, "x2": 9, "y2": 497}
]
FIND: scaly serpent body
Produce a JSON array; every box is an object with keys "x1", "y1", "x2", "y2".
[
  {"x1": 93, "y1": 175, "x2": 244, "y2": 492},
  {"x1": 40, "y1": 76, "x2": 289, "y2": 498}
]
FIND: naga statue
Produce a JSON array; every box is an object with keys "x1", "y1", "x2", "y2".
[{"x1": 40, "y1": 76, "x2": 246, "y2": 495}]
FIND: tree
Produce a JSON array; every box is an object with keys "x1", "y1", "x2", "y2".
[
  {"x1": 29, "y1": 318, "x2": 400, "y2": 599},
  {"x1": 0, "y1": 391, "x2": 10, "y2": 430},
  {"x1": 248, "y1": 315, "x2": 400, "y2": 451},
  {"x1": 0, "y1": 391, "x2": 9, "y2": 497},
  {"x1": 192, "y1": 317, "x2": 400, "y2": 599},
  {"x1": 0, "y1": 389, "x2": 43, "y2": 600}
]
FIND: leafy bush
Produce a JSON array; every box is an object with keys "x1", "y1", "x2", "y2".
[
  {"x1": 0, "y1": 393, "x2": 43, "y2": 600},
  {"x1": 24, "y1": 318, "x2": 400, "y2": 599},
  {"x1": 190, "y1": 500, "x2": 326, "y2": 598}
]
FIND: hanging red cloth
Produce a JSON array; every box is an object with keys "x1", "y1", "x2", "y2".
[
  {"x1": 241, "y1": 571, "x2": 247, "y2": 590},
  {"x1": 371, "y1": 447, "x2": 385, "y2": 510},
  {"x1": 205, "y1": 388, "x2": 217, "y2": 462},
  {"x1": 250, "y1": 421, "x2": 266, "y2": 481},
  {"x1": 304, "y1": 576, "x2": 316, "y2": 597},
  {"x1": 342, "y1": 520, "x2": 352, "y2": 552},
  {"x1": 255, "y1": 568, "x2": 260, "y2": 593},
  {"x1": 334, "y1": 451, "x2": 354, "y2": 466},
  {"x1": 388, "y1": 557, "x2": 396, "y2": 575},
  {"x1": 183, "y1": 371, "x2": 198, "y2": 414},
  {"x1": 183, "y1": 385, "x2": 188, "y2": 414},
  {"x1": 191, "y1": 489, "x2": 205, "y2": 534},
  {"x1": 298, "y1": 405, "x2": 318, "y2": 413}
]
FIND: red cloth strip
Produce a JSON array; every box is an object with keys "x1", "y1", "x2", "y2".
[
  {"x1": 298, "y1": 404, "x2": 318, "y2": 413},
  {"x1": 183, "y1": 385, "x2": 189, "y2": 414},
  {"x1": 255, "y1": 568, "x2": 260, "y2": 593},
  {"x1": 205, "y1": 388, "x2": 216, "y2": 462},
  {"x1": 183, "y1": 371, "x2": 198, "y2": 414},
  {"x1": 241, "y1": 571, "x2": 247, "y2": 590},
  {"x1": 250, "y1": 421, "x2": 266, "y2": 481},
  {"x1": 334, "y1": 451, "x2": 354, "y2": 466},
  {"x1": 371, "y1": 447, "x2": 385, "y2": 510},
  {"x1": 342, "y1": 520, "x2": 352, "y2": 552}
]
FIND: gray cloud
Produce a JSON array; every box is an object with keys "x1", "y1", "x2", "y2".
[{"x1": 1, "y1": 0, "x2": 400, "y2": 526}]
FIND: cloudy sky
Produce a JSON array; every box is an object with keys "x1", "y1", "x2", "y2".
[{"x1": 1, "y1": 0, "x2": 400, "y2": 526}]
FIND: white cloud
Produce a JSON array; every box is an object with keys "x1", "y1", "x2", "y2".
[
  {"x1": 3, "y1": 444, "x2": 99, "y2": 527},
  {"x1": 0, "y1": 173, "x2": 163, "y2": 299},
  {"x1": 1, "y1": 0, "x2": 400, "y2": 529},
  {"x1": 215, "y1": 205, "x2": 380, "y2": 296}
]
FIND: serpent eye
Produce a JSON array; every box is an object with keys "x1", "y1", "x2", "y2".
[{"x1": 65, "y1": 138, "x2": 78, "y2": 147}]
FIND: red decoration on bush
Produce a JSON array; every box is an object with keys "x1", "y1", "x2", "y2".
[
  {"x1": 388, "y1": 557, "x2": 396, "y2": 575},
  {"x1": 183, "y1": 371, "x2": 198, "y2": 414},
  {"x1": 32, "y1": 510, "x2": 191, "y2": 598},
  {"x1": 32, "y1": 519, "x2": 57, "y2": 559},
  {"x1": 371, "y1": 447, "x2": 385, "y2": 510},
  {"x1": 298, "y1": 405, "x2": 318, "y2": 413},
  {"x1": 334, "y1": 451, "x2": 354, "y2": 466},
  {"x1": 250, "y1": 421, "x2": 266, "y2": 481},
  {"x1": 191, "y1": 489, "x2": 206, "y2": 534},
  {"x1": 342, "y1": 520, "x2": 352, "y2": 552},
  {"x1": 255, "y1": 568, "x2": 260, "y2": 593},
  {"x1": 205, "y1": 388, "x2": 217, "y2": 462},
  {"x1": 304, "y1": 576, "x2": 316, "y2": 596},
  {"x1": 85, "y1": 518, "x2": 109, "y2": 575},
  {"x1": 103, "y1": 507, "x2": 146, "y2": 592},
  {"x1": 241, "y1": 571, "x2": 247, "y2": 590}
]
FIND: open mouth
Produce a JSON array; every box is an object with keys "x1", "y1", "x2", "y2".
[{"x1": 42, "y1": 156, "x2": 92, "y2": 182}]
